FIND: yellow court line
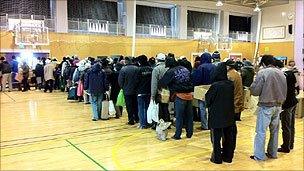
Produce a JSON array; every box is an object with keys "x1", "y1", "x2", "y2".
[{"x1": 111, "y1": 132, "x2": 144, "y2": 170}]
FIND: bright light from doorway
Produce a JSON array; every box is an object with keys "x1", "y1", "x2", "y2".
[{"x1": 216, "y1": 0, "x2": 223, "y2": 7}]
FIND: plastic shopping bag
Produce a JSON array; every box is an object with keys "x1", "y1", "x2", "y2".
[
  {"x1": 147, "y1": 100, "x2": 159, "y2": 124},
  {"x1": 116, "y1": 89, "x2": 126, "y2": 107},
  {"x1": 109, "y1": 100, "x2": 116, "y2": 117},
  {"x1": 156, "y1": 119, "x2": 172, "y2": 141}
]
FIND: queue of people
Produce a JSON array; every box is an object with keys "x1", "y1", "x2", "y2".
[{"x1": 0, "y1": 53, "x2": 300, "y2": 165}]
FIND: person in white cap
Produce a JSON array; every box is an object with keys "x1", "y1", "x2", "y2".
[{"x1": 151, "y1": 53, "x2": 170, "y2": 128}]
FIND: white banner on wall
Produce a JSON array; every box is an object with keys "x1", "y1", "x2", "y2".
[{"x1": 8, "y1": 19, "x2": 45, "y2": 30}]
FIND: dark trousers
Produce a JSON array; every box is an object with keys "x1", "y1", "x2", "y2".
[
  {"x1": 174, "y1": 97, "x2": 193, "y2": 138},
  {"x1": 159, "y1": 103, "x2": 170, "y2": 122},
  {"x1": 235, "y1": 112, "x2": 242, "y2": 121},
  {"x1": 44, "y1": 80, "x2": 54, "y2": 92},
  {"x1": 124, "y1": 94, "x2": 139, "y2": 123},
  {"x1": 210, "y1": 124, "x2": 237, "y2": 163},
  {"x1": 22, "y1": 76, "x2": 30, "y2": 91},
  {"x1": 280, "y1": 105, "x2": 296, "y2": 150}
]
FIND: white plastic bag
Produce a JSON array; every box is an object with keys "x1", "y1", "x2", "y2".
[
  {"x1": 147, "y1": 100, "x2": 159, "y2": 124},
  {"x1": 156, "y1": 119, "x2": 171, "y2": 141},
  {"x1": 109, "y1": 100, "x2": 116, "y2": 117}
]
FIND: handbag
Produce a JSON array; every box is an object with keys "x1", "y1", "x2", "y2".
[
  {"x1": 160, "y1": 89, "x2": 170, "y2": 103},
  {"x1": 109, "y1": 100, "x2": 116, "y2": 116},
  {"x1": 77, "y1": 81, "x2": 84, "y2": 97},
  {"x1": 101, "y1": 93, "x2": 109, "y2": 120},
  {"x1": 15, "y1": 73, "x2": 23, "y2": 83}
]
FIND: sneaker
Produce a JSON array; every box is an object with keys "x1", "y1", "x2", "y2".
[
  {"x1": 127, "y1": 121, "x2": 135, "y2": 125},
  {"x1": 265, "y1": 153, "x2": 277, "y2": 159},
  {"x1": 92, "y1": 118, "x2": 98, "y2": 121},
  {"x1": 210, "y1": 158, "x2": 222, "y2": 164}
]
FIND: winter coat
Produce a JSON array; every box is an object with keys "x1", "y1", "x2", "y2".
[
  {"x1": 85, "y1": 63, "x2": 107, "y2": 95},
  {"x1": 135, "y1": 65, "x2": 153, "y2": 95},
  {"x1": 118, "y1": 64, "x2": 139, "y2": 95},
  {"x1": 241, "y1": 66, "x2": 255, "y2": 87},
  {"x1": 178, "y1": 59, "x2": 192, "y2": 72},
  {"x1": 44, "y1": 63, "x2": 55, "y2": 81},
  {"x1": 250, "y1": 67, "x2": 287, "y2": 107},
  {"x1": 35, "y1": 63, "x2": 44, "y2": 77},
  {"x1": 205, "y1": 62, "x2": 235, "y2": 129},
  {"x1": 109, "y1": 70, "x2": 120, "y2": 101},
  {"x1": 10, "y1": 60, "x2": 18, "y2": 73},
  {"x1": 282, "y1": 70, "x2": 298, "y2": 109},
  {"x1": 159, "y1": 66, "x2": 194, "y2": 94},
  {"x1": 193, "y1": 53, "x2": 216, "y2": 86},
  {"x1": 151, "y1": 62, "x2": 168, "y2": 98},
  {"x1": 0, "y1": 61, "x2": 12, "y2": 74},
  {"x1": 21, "y1": 64, "x2": 30, "y2": 78},
  {"x1": 228, "y1": 69, "x2": 244, "y2": 113}
]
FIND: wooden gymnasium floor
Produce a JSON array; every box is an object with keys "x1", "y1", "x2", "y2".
[{"x1": 0, "y1": 91, "x2": 303, "y2": 170}]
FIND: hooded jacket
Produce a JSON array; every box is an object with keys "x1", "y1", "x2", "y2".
[
  {"x1": 193, "y1": 53, "x2": 216, "y2": 86},
  {"x1": 85, "y1": 63, "x2": 107, "y2": 95},
  {"x1": 0, "y1": 61, "x2": 12, "y2": 74},
  {"x1": 135, "y1": 64, "x2": 153, "y2": 95},
  {"x1": 159, "y1": 65, "x2": 194, "y2": 94},
  {"x1": 206, "y1": 62, "x2": 235, "y2": 129},
  {"x1": 35, "y1": 62, "x2": 44, "y2": 77}
]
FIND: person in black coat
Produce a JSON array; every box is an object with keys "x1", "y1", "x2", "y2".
[
  {"x1": 118, "y1": 58, "x2": 139, "y2": 125},
  {"x1": 135, "y1": 55, "x2": 153, "y2": 129},
  {"x1": 274, "y1": 60, "x2": 298, "y2": 153},
  {"x1": 109, "y1": 63, "x2": 123, "y2": 118},
  {"x1": 205, "y1": 62, "x2": 237, "y2": 164},
  {"x1": 34, "y1": 59, "x2": 44, "y2": 90}
]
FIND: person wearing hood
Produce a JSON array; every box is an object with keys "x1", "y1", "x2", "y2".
[
  {"x1": 205, "y1": 62, "x2": 236, "y2": 164},
  {"x1": 135, "y1": 55, "x2": 153, "y2": 129},
  {"x1": 212, "y1": 51, "x2": 221, "y2": 66},
  {"x1": 85, "y1": 63, "x2": 108, "y2": 121},
  {"x1": 44, "y1": 58, "x2": 56, "y2": 93},
  {"x1": 151, "y1": 53, "x2": 170, "y2": 126},
  {"x1": 0, "y1": 57, "x2": 12, "y2": 92},
  {"x1": 118, "y1": 58, "x2": 139, "y2": 125},
  {"x1": 35, "y1": 58, "x2": 44, "y2": 90},
  {"x1": 159, "y1": 57, "x2": 194, "y2": 140},
  {"x1": 178, "y1": 56, "x2": 192, "y2": 72},
  {"x1": 21, "y1": 61, "x2": 30, "y2": 92},
  {"x1": 241, "y1": 60, "x2": 255, "y2": 87},
  {"x1": 193, "y1": 52, "x2": 216, "y2": 130},
  {"x1": 226, "y1": 60, "x2": 244, "y2": 121},
  {"x1": 109, "y1": 62, "x2": 123, "y2": 118}
]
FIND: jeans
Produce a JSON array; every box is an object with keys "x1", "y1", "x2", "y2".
[
  {"x1": 91, "y1": 93, "x2": 103, "y2": 120},
  {"x1": 1, "y1": 73, "x2": 12, "y2": 92},
  {"x1": 44, "y1": 80, "x2": 54, "y2": 92},
  {"x1": 280, "y1": 105, "x2": 296, "y2": 151},
  {"x1": 199, "y1": 100, "x2": 208, "y2": 129},
  {"x1": 174, "y1": 97, "x2": 193, "y2": 138},
  {"x1": 137, "y1": 95, "x2": 150, "y2": 127},
  {"x1": 124, "y1": 94, "x2": 139, "y2": 123},
  {"x1": 254, "y1": 106, "x2": 281, "y2": 160},
  {"x1": 210, "y1": 124, "x2": 237, "y2": 163}
]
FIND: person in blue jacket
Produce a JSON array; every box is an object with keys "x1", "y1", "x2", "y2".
[
  {"x1": 84, "y1": 62, "x2": 108, "y2": 121},
  {"x1": 192, "y1": 52, "x2": 216, "y2": 130}
]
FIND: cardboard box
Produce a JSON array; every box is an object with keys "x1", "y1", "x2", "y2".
[{"x1": 194, "y1": 85, "x2": 211, "y2": 100}]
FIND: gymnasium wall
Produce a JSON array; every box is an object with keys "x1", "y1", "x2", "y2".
[
  {"x1": 0, "y1": 31, "x2": 256, "y2": 61},
  {"x1": 258, "y1": 42, "x2": 294, "y2": 61}
]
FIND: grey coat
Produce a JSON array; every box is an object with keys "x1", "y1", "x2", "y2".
[
  {"x1": 151, "y1": 62, "x2": 168, "y2": 99},
  {"x1": 250, "y1": 67, "x2": 287, "y2": 107}
]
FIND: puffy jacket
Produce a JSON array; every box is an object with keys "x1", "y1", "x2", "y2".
[
  {"x1": 250, "y1": 66, "x2": 287, "y2": 107},
  {"x1": 151, "y1": 62, "x2": 168, "y2": 98},
  {"x1": 206, "y1": 62, "x2": 235, "y2": 129},
  {"x1": 10, "y1": 60, "x2": 18, "y2": 73},
  {"x1": 159, "y1": 66, "x2": 194, "y2": 94},
  {"x1": 193, "y1": 53, "x2": 216, "y2": 86},
  {"x1": 0, "y1": 61, "x2": 12, "y2": 74},
  {"x1": 135, "y1": 65, "x2": 153, "y2": 95},
  {"x1": 228, "y1": 69, "x2": 244, "y2": 113},
  {"x1": 85, "y1": 63, "x2": 107, "y2": 95},
  {"x1": 118, "y1": 64, "x2": 139, "y2": 95},
  {"x1": 35, "y1": 63, "x2": 44, "y2": 77}
]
